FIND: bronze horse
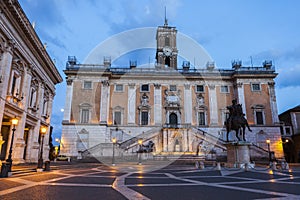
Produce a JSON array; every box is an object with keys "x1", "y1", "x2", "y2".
[{"x1": 225, "y1": 104, "x2": 252, "y2": 142}]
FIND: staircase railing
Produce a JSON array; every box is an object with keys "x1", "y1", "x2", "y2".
[
  {"x1": 119, "y1": 127, "x2": 161, "y2": 150},
  {"x1": 191, "y1": 127, "x2": 227, "y2": 151}
]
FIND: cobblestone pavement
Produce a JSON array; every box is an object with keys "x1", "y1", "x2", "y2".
[{"x1": 0, "y1": 162, "x2": 300, "y2": 200}]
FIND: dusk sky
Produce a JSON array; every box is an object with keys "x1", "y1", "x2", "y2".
[{"x1": 19, "y1": 0, "x2": 300, "y2": 143}]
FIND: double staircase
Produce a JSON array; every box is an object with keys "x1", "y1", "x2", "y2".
[{"x1": 80, "y1": 126, "x2": 270, "y2": 163}]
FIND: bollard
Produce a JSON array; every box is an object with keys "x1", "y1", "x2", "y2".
[
  {"x1": 272, "y1": 161, "x2": 277, "y2": 170},
  {"x1": 195, "y1": 161, "x2": 199, "y2": 169},
  {"x1": 281, "y1": 161, "x2": 285, "y2": 170},
  {"x1": 200, "y1": 161, "x2": 205, "y2": 170},
  {"x1": 244, "y1": 163, "x2": 249, "y2": 171},
  {"x1": 285, "y1": 162, "x2": 289, "y2": 170},
  {"x1": 0, "y1": 163, "x2": 10, "y2": 178},
  {"x1": 216, "y1": 162, "x2": 221, "y2": 171},
  {"x1": 44, "y1": 161, "x2": 51, "y2": 171},
  {"x1": 281, "y1": 161, "x2": 289, "y2": 170}
]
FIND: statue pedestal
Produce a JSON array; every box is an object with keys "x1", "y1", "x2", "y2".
[{"x1": 225, "y1": 142, "x2": 252, "y2": 168}]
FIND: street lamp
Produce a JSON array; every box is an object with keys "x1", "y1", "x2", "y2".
[
  {"x1": 138, "y1": 138, "x2": 143, "y2": 165},
  {"x1": 37, "y1": 127, "x2": 47, "y2": 169},
  {"x1": 266, "y1": 139, "x2": 271, "y2": 162},
  {"x1": 6, "y1": 117, "x2": 18, "y2": 172},
  {"x1": 112, "y1": 137, "x2": 117, "y2": 166},
  {"x1": 285, "y1": 139, "x2": 289, "y2": 143}
]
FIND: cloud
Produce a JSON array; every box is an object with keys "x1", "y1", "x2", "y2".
[
  {"x1": 89, "y1": 0, "x2": 182, "y2": 34},
  {"x1": 276, "y1": 64, "x2": 300, "y2": 88},
  {"x1": 276, "y1": 85, "x2": 300, "y2": 114},
  {"x1": 249, "y1": 46, "x2": 300, "y2": 88}
]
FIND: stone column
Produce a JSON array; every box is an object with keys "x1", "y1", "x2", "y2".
[
  {"x1": 208, "y1": 84, "x2": 218, "y2": 125},
  {"x1": 47, "y1": 94, "x2": 54, "y2": 123},
  {"x1": 38, "y1": 82, "x2": 45, "y2": 118},
  {"x1": 268, "y1": 82, "x2": 279, "y2": 123},
  {"x1": 154, "y1": 84, "x2": 162, "y2": 125},
  {"x1": 21, "y1": 65, "x2": 33, "y2": 110},
  {"x1": 184, "y1": 83, "x2": 192, "y2": 124},
  {"x1": 0, "y1": 39, "x2": 14, "y2": 128},
  {"x1": 236, "y1": 82, "x2": 246, "y2": 116},
  {"x1": 100, "y1": 80, "x2": 109, "y2": 124},
  {"x1": 127, "y1": 83, "x2": 136, "y2": 124},
  {"x1": 63, "y1": 79, "x2": 73, "y2": 122}
]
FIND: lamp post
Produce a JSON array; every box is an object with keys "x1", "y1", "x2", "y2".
[
  {"x1": 112, "y1": 137, "x2": 117, "y2": 166},
  {"x1": 266, "y1": 139, "x2": 271, "y2": 162},
  {"x1": 37, "y1": 127, "x2": 47, "y2": 169},
  {"x1": 138, "y1": 138, "x2": 143, "y2": 165},
  {"x1": 6, "y1": 117, "x2": 18, "y2": 172}
]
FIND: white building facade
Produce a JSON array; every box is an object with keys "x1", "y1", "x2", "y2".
[{"x1": 0, "y1": 1, "x2": 63, "y2": 164}]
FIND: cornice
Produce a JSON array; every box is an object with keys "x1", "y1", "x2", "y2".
[{"x1": 1, "y1": 1, "x2": 62, "y2": 84}]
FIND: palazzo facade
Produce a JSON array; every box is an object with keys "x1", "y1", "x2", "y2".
[
  {"x1": 61, "y1": 21, "x2": 284, "y2": 160},
  {"x1": 0, "y1": 1, "x2": 63, "y2": 164}
]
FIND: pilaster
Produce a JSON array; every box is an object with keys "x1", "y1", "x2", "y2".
[
  {"x1": 63, "y1": 78, "x2": 73, "y2": 122},
  {"x1": 154, "y1": 83, "x2": 162, "y2": 125},
  {"x1": 268, "y1": 82, "x2": 279, "y2": 123},
  {"x1": 0, "y1": 40, "x2": 14, "y2": 128},
  {"x1": 163, "y1": 129, "x2": 168, "y2": 152},
  {"x1": 208, "y1": 84, "x2": 218, "y2": 125},
  {"x1": 100, "y1": 80, "x2": 109, "y2": 124},
  {"x1": 236, "y1": 82, "x2": 246, "y2": 116},
  {"x1": 128, "y1": 83, "x2": 136, "y2": 124},
  {"x1": 184, "y1": 83, "x2": 192, "y2": 124}
]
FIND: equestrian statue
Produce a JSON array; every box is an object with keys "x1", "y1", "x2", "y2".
[{"x1": 225, "y1": 99, "x2": 252, "y2": 142}]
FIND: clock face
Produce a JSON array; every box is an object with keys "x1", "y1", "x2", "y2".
[{"x1": 163, "y1": 47, "x2": 172, "y2": 56}]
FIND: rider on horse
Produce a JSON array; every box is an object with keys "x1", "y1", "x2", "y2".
[
  {"x1": 226, "y1": 99, "x2": 239, "y2": 130},
  {"x1": 226, "y1": 99, "x2": 252, "y2": 134}
]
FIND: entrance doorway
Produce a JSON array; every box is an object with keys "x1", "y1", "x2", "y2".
[
  {"x1": 169, "y1": 113, "x2": 178, "y2": 126},
  {"x1": 23, "y1": 127, "x2": 29, "y2": 160},
  {"x1": 0, "y1": 125, "x2": 10, "y2": 160},
  {"x1": 174, "y1": 139, "x2": 181, "y2": 152}
]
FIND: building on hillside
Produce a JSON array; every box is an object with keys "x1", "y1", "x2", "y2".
[
  {"x1": 61, "y1": 20, "x2": 284, "y2": 161},
  {"x1": 279, "y1": 105, "x2": 300, "y2": 162},
  {"x1": 0, "y1": 1, "x2": 63, "y2": 164}
]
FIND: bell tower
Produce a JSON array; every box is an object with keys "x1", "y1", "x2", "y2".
[{"x1": 156, "y1": 9, "x2": 178, "y2": 69}]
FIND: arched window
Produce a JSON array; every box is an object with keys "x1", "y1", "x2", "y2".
[{"x1": 169, "y1": 113, "x2": 178, "y2": 125}]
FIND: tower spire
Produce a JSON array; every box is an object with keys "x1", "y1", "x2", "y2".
[{"x1": 164, "y1": 6, "x2": 168, "y2": 26}]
